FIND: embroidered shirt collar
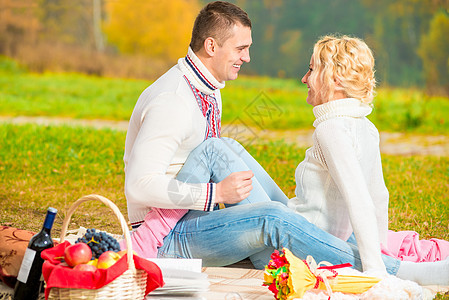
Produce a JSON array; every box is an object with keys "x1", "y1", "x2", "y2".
[
  {"x1": 313, "y1": 98, "x2": 373, "y2": 128},
  {"x1": 179, "y1": 47, "x2": 225, "y2": 95}
]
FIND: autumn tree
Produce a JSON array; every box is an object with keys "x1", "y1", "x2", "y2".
[
  {"x1": 0, "y1": 0, "x2": 40, "y2": 55},
  {"x1": 360, "y1": 0, "x2": 447, "y2": 86},
  {"x1": 37, "y1": 0, "x2": 98, "y2": 49},
  {"x1": 103, "y1": 0, "x2": 200, "y2": 62},
  {"x1": 418, "y1": 11, "x2": 449, "y2": 95}
]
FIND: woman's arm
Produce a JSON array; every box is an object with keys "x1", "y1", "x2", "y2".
[{"x1": 315, "y1": 120, "x2": 387, "y2": 273}]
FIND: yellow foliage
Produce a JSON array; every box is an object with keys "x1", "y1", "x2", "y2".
[{"x1": 103, "y1": 0, "x2": 201, "y2": 62}]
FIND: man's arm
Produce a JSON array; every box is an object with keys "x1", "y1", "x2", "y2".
[{"x1": 125, "y1": 93, "x2": 216, "y2": 211}]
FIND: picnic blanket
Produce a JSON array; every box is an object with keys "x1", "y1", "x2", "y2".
[
  {"x1": 3, "y1": 227, "x2": 448, "y2": 300},
  {"x1": 1, "y1": 267, "x2": 449, "y2": 300},
  {"x1": 199, "y1": 267, "x2": 448, "y2": 300}
]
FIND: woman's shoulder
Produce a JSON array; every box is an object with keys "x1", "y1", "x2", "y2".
[
  {"x1": 313, "y1": 117, "x2": 361, "y2": 150},
  {"x1": 315, "y1": 116, "x2": 380, "y2": 152},
  {"x1": 315, "y1": 117, "x2": 350, "y2": 136}
]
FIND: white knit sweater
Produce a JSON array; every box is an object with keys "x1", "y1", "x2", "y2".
[
  {"x1": 124, "y1": 47, "x2": 224, "y2": 226},
  {"x1": 288, "y1": 98, "x2": 389, "y2": 273}
]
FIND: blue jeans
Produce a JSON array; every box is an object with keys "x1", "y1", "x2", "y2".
[
  {"x1": 158, "y1": 138, "x2": 400, "y2": 274},
  {"x1": 175, "y1": 137, "x2": 289, "y2": 207}
]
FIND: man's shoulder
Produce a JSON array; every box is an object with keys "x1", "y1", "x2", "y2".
[
  {"x1": 131, "y1": 64, "x2": 197, "y2": 121},
  {"x1": 147, "y1": 64, "x2": 183, "y2": 92},
  {"x1": 141, "y1": 64, "x2": 191, "y2": 101}
]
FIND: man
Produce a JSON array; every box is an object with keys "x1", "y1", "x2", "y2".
[
  {"x1": 123, "y1": 1, "x2": 255, "y2": 259},
  {"x1": 123, "y1": 1, "x2": 448, "y2": 286}
]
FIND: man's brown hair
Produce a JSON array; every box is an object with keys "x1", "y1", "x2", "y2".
[{"x1": 190, "y1": 1, "x2": 252, "y2": 52}]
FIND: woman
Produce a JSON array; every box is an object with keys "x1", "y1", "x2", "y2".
[
  {"x1": 287, "y1": 35, "x2": 388, "y2": 273},
  {"x1": 175, "y1": 34, "x2": 449, "y2": 285},
  {"x1": 288, "y1": 35, "x2": 449, "y2": 272}
]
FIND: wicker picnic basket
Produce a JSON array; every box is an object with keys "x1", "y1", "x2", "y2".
[{"x1": 47, "y1": 194, "x2": 148, "y2": 300}]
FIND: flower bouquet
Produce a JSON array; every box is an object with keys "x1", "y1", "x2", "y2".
[{"x1": 263, "y1": 248, "x2": 382, "y2": 299}]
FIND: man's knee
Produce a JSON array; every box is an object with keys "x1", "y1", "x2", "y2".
[
  {"x1": 203, "y1": 137, "x2": 230, "y2": 156},
  {"x1": 221, "y1": 137, "x2": 237, "y2": 144},
  {"x1": 189, "y1": 137, "x2": 222, "y2": 156},
  {"x1": 220, "y1": 137, "x2": 245, "y2": 152},
  {"x1": 249, "y1": 201, "x2": 290, "y2": 218}
]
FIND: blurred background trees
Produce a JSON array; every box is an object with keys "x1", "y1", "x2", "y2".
[
  {"x1": 103, "y1": 0, "x2": 200, "y2": 61},
  {"x1": 418, "y1": 11, "x2": 449, "y2": 95},
  {"x1": 0, "y1": 0, "x2": 447, "y2": 94}
]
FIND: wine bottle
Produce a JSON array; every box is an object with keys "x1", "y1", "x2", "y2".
[{"x1": 14, "y1": 207, "x2": 57, "y2": 300}]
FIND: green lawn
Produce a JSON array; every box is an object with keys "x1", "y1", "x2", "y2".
[
  {"x1": 1, "y1": 124, "x2": 447, "y2": 242},
  {"x1": 2, "y1": 56, "x2": 449, "y2": 134}
]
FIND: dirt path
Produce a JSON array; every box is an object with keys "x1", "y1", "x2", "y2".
[
  {"x1": 1, "y1": 116, "x2": 448, "y2": 156},
  {"x1": 233, "y1": 127, "x2": 449, "y2": 157}
]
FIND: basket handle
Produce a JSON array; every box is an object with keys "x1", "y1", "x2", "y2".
[{"x1": 59, "y1": 194, "x2": 135, "y2": 271}]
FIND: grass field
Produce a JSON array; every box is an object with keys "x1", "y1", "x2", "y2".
[
  {"x1": 2, "y1": 56, "x2": 449, "y2": 134},
  {"x1": 1, "y1": 123, "x2": 447, "y2": 241}
]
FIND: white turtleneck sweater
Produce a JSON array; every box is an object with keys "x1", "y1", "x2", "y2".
[
  {"x1": 124, "y1": 47, "x2": 225, "y2": 228},
  {"x1": 288, "y1": 98, "x2": 389, "y2": 273}
]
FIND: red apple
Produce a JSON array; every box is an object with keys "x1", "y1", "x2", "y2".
[
  {"x1": 64, "y1": 243, "x2": 93, "y2": 267},
  {"x1": 73, "y1": 263, "x2": 97, "y2": 272},
  {"x1": 97, "y1": 251, "x2": 121, "y2": 269}
]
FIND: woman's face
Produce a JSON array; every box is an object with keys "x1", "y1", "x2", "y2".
[{"x1": 301, "y1": 57, "x2": 323, "y2": 107}]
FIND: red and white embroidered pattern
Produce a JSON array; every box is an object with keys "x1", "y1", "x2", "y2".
[{"x1": 184, "y1": 75, "x2": 221, "y2": 140}]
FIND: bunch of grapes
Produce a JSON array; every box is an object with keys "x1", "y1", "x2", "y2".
[{"x1": 75, "y1": 228, "x2": 121, "y2": 258}]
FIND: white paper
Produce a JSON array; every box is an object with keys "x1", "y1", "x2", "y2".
[
  {"x1": 147, "y1": 258, "x2": 202, "y2": 273},
  {"x1": 146, "y1": 258, "x2": 209, "y2": 298}
]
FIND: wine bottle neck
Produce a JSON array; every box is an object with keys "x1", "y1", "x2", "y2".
[{"x1": 42, "y1": 207, "x2": 57, "y2": 230}]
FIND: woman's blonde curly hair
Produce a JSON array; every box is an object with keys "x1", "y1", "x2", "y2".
[{"x1": 309, "y1": 35, "x2": 376, "y2": 104}]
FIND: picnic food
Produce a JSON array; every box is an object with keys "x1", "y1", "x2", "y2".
[
  {"x1": 73, "y1": 263, "x2": 97, "y2": 272},
  {"x1": 64, "y1": 243, "x2": 92, "y2": 267},
  {"x1": 75, "y1": 228, "x2": 121, "y2": 258},
  {"x1": 87, "y1": 258, "x2": 98, "y2": 267},
  {"x1": 97, "y1": 251, "x2": 121, "y2": 269},
  {"x1": 41, "y1": 195, "x2": 164, "y2": 299}
]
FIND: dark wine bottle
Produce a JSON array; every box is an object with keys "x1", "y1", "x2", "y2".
[{"x1": 13, "y1": 207, "x2": 57, "y2": 300}]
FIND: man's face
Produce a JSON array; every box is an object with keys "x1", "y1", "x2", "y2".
[{"x1": 209, "y1": 23, "x2": 252, "y2": 82}]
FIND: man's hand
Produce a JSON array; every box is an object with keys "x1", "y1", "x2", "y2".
[{"x1": 215, "y1": 171, "x2": 254, "y2": 204}]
